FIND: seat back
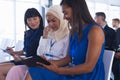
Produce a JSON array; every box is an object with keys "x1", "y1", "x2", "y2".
[
  {"x1": 15, "y1": 40, "x2": 24, "y2": 51},
  {"x1": 0, "y1": 38, "x2": 14, "y2": 49},
  {"x1": 103, "y1": 50, "x2": 115, "y2": 80}
]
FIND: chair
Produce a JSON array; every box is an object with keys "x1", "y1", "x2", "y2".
[
  {"x1": 0, "y1": 38, "x2": 14, "y2": 49},
  {"x1": 103, "y1": 50, "x2": 115, "y2": 80},
  {"x1": 15, "y1": 40, "x2": 24, "y2": 51},
  {"x1": 0, "y1": 38, "x2": 14, "y2": 62},
  {"x1": 0, "y1": 40, "x2": 24, "y2": 62}
]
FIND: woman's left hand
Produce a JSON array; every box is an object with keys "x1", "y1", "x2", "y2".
[{"x1": 36, "y1": 61, "x2": 60, "y2": 74}]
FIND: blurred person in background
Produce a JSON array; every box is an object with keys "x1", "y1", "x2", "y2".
[
  {"x1": 95, "y1": 12, "x2": 115, "y2": 51},
  {"x1": 112, "y1": 18, "x2": 120, "y2": 80}
]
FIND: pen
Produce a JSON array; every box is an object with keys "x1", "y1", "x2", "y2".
[
  {"x1": 0, "y1": 46, "x2": 15, "y2": 50},
  {"x1": 0, "y1": 46, "x2": 15, "y2": 55},
  {"x1": 11, "y1": 46, "x2": 15, "y2": 48},
  {"x1": 8, "y1": 46, "x2": 15, "y2": 49}
]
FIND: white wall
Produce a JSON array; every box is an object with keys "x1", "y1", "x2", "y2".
[{"x1": 52, "y1": 0, "x2": 120, "y2": 27}]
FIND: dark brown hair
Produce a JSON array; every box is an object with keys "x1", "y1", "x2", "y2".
[
  {"x1": 60, "y1": 0, "x2": 96, "y2": 40},
  {"x1": 24, "y1": 8, "x2": 44, "y2": 30},
  {"x1": 95, "y1": 12, "x2": 106, "y2": 21},
  {"x1": 112, "y1": 18, "x2": 120, "y2": 23}
]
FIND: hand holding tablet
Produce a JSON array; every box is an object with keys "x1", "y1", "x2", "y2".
[{"x1": 21, "y1": 55, "x2": 51, "y2": 67}]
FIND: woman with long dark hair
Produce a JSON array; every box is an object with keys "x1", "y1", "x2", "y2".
[{"x1": 25, "y1": 0, "x2": 105, "y2": 80}]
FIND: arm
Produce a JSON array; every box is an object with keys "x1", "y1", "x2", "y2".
[
  {"x1": 13, "y1": 50, "x2": 24, "y2": 55},
  {"x1": 37, "y1": 26, "x2": 51, "y2": 56},
  {"x1": 50, "y1": 53, "x2": 71, "y2": 67},
  {"x1": 37, "y1": 36, "x2": 50, "y2": 56},
  {"x1": 6, "y1": 47, "x2": 24, "y2": 56},
  {"x1": 58, "y1": 26, "x2": 104, "y2": 75},
  {"x1": 41, "y1": 26, "x2": 104, "y2": 75},
  {"x1": 6, "y1": 47, "x2": 24, "y2": 61}
]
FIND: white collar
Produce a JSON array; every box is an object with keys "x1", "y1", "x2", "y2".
[{"x1": 102, "y1": 24, "x2": 107, "y2": 29}]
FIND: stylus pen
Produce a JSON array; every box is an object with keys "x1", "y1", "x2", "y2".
[
  {"x1": 0, "y1": 46, "x2": 15, "y2": 51},
  {"x1": 6, "y1": 46, "x2": 15, "y2": 50},
  {"x1": 11, "y1": 46, "x2": 15, "y2": 48},
  {"x1": 1, "y1": 46, "x2": 15, "y2": 55}
]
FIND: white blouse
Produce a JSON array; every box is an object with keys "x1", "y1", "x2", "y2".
[{"x1": 37, "y1": 34, "x2": 69, "y2": 60}]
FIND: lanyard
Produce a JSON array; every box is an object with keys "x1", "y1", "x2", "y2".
[
  {"x1": 44, "y1": 39, "x2": 56, "y2": 60},
  {"x1": 49, "y1": 39, "x2": 56, "y2": 51}
]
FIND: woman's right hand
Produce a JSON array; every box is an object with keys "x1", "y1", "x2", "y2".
[
  {"x1": 43, "y1": 26, "x2": 51, "y2": 38},
  {"x1": 13, "y1": 55, "x2": 22, "y2": 62},
  {"x1": 6, "y1": 47, "x2": 14, "y2": 55}
]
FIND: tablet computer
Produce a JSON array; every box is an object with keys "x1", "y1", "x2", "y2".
[{"x1": 21, "y1": 55, "x2": 51, "y2": 67}]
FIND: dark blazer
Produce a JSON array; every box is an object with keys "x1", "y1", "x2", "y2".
[
  {"x1": 115, "y1": 28, "x2": 120, "y2": 52},
  {"x1": 103, "y1": 25, "x2": 115, "y2": 51}
]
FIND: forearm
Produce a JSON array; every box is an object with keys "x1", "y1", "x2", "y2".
[
  {"x1": 37, "y1": 36, "x2": 50, "y2": 56},
  {"x1": 56, "y1": 27, "x2": 104, "y2": 75},
  {"x1": 58, "y1": 63, "x2": 93, "y2": 75},
  {"x1": 52, "y1": 54, "x2": 71, "y2": 67},
  {"x1": 13, "y1": 50, "x2": 24, "y2": 56}
]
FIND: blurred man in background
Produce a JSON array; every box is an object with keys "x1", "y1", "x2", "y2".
[
  {"x1": 112, "y1": 18, "x2": 120, "y2": 80},
  {"x1": 95, "y1": 12, "x2": 115, "y2": 51}
]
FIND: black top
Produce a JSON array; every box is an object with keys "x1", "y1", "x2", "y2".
[
  {"x1": 23, "y1": 27, "x2": 43, "y2": 57},
  {"x1": 115, "y1": 28, "x2": 120, "y2": 52},
  {"x1": 103, "y1": 25, "x2": 115, "y2": 51}
]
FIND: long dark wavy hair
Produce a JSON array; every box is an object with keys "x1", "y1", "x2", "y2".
[{"x1": 60, "y1": 0, "x2": 96, "y2": 40}]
